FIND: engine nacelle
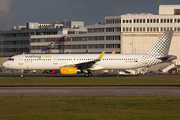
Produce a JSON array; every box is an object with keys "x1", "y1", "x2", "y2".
[{"x1": 60, "y1": 66, "x2": 80, "y2": 75}]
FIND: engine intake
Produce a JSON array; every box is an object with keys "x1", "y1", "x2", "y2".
[{"x1": 60, "y1": 66, "x2": 80, "y2": 75}]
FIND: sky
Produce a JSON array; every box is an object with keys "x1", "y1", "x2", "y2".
[{"x1": 0, "y1": 0, "x2": 180, "y2": 30}]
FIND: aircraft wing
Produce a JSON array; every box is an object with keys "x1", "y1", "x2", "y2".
[{"x1": 62, "y1": 50, "x2": 105, "y2": 69}]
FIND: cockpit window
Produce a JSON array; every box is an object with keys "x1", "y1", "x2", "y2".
[{"x1": 8, "y1": 58, "x2": 14, "y2": 61}]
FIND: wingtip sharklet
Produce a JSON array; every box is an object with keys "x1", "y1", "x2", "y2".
[{"x1": 98, "y1": 50, "x2": 105, "y2": 60}]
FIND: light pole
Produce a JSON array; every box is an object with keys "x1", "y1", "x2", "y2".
[{"x1": 132, "y1": 36, "x2": 133, "y2": 53}]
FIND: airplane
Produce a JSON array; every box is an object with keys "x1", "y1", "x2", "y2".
[{"x1": 2, "y1": 30, "x2": 177, "y2": 77}]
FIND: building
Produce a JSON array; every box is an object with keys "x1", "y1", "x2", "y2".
[
  {"x1": 29, "y1": 21, "x2": 87, "y2": 54},
  {"x1": 0, "y1": 29, "x2": 60, "y2": 57},
  {"x1": 0, "y1": 21, "x2": 86, "y2": 57},
  {"x1": 120, "y1": 5, "x2": 180, "y2": 61},
  {"x1": 29, "y1": 19, "x2": 121, "y2": 54},
  {"x1": 1, "y1": 5, "x2": 180, "y2": 60}
]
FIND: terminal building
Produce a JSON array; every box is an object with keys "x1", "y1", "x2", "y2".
[
  {"x1": 1, "y1": 5, "x2": 180, "y2": 72},
  {"x1": 29, "y1": 5, "x2": 180, "y2": 59}
]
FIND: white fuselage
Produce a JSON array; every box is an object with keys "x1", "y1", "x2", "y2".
[{"x1": 2, "y1": 54, "x2": 145, "y2": 70}]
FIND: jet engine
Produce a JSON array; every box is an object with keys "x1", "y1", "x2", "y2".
[{"x1": 60, "y1": 66, "x2": 81, "y2": 75}]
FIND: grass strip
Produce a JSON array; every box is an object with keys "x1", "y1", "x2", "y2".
[
  {"x1": 0, "y1": 77, "x2": 180, "y2": 86},
  {"x1": 0, "y1": 96, "x2": 180, "y2": 120}
]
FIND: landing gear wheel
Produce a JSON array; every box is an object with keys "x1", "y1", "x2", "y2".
[
  {"x1": 20, "y1": 70, "x2": 24, "y2": 77},
  {"x1": 84, "y1": 72, "x2": 92, "y2": 77},
  {"x1": 88, "y1": 72, "x2": 92, "y2": 77},
  {"x1": 84, "y1": 73, "x2": 89, "y2": 77}
]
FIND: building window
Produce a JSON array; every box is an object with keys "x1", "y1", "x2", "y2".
[
  {"x1": 178, "y1": 27, "x2": 180, "y2": 31},
  {"x1": 137, "y1": 19, "x2": 139, "y2": 23},
  {"x1": 99, "y1": 44, "x2": 104, "y2": 48},
  {"x1": 106, "y1": 19, "x2": 113, "y2": 24},
  {"x1": 157, "y1": 19, "x2": 159, "y2": 23},
  {"x1": 98, "y1": 36, "x2": 104, "y2": 40},
  {"x1": 133, "y1": 19, "x2": 136, "y2": 23},
  {"x1": 88, "y1": 29, "x2": 93, "y2": 33},
  {"x1": 114, "y1": 44, "x2": 120, "y2": 48},
  {"x1": 153, "y1": 19, "x2": 156, "y2": 23},
  {"x1": 126, "y1": 27, "x2": 128, "y2": 31},
  {"x1": 178, "y1": 19, "x2": 180, "y2": 23},
  {"x1": 123, "y1": 20, "x2": 125, "y2": 23},
  {"x1": 170, "y1": 19, "x2": 173, "y2": 23},
  {"x1": 94, "y1": 29, "x2": 98, "y2": 32},
  {"x1": 174, "y1": 9, "x2": 180, "y2": 15},
  {"x1": 115, "y1": 36, "x2": 120, "y2": 40},
  {"x1": 106, "y1": 44, "x2": 113, "y2": 48},
  {"x1": 164, "y1": 27, "x2": 166, "y2": 31},
  {"x1": 115, "y1": 19, "x2": 121, "y2": 23},
  {"x1": 137, "y1": 28, "x2": 139, "y2": 31},
  {"x1": 140, "y1": 19, "x2": 142, "y2": 23},
  {"x1": 161, "y1": 19, "x2": 163, "y2": 23},
  {"x1": 150, "y1": 19, "x2": 152, "y2": 23},
  {"x1": 167, "y1": 19, "x2": 169, "y2": 23},
  {"x1": 133, "y1": 27, "x2": 136, "y2": 31},
  {"x1": 164, "y1": 19, "x2": 166, "y2": 23},
  {"x1": 126, "y1": 20, "x2": 128, "y2": 23},
  {"x1": 129, "y1": 20, "x2": 132, "y2": 23},
  {"x1": 140, "y1": 27, "x2": 142, "y2": 31},
  {"x1": 174, "y1": 19, "x2": 177, "y2": 23},
  {"x1": 106, "y1": 36, "x2": 113, "y2": 40},
  {"x1": 147, "y1": 19, "x2": 149, "y2": 23},
  {"x1": 106, "y1": 28, "x2": 114, "y2": 32},
  {"x1": 143, "y1": 19, "x2": 145, "y2": 23},
  {"x1": 150, "y1": 27, "x2": 152, "y2": 31},
  {"x1": 161, "y1": 27, "x2": 163, "y2": 32},
  {"x1": 98, "y1": 28, "x2": 104, "y2": 32},
  {"x1": 88, "y1": 45, "x2": 98, "y2": 49},
  {"x1": 115, "y1": 27, "x2": 121, "y2": 32},
  {"x1": 129, "y1": 27, "x2": 132, "y2": 31},
  {"x1": 153, "y1": 27, "x2": 156, "y2": 31},
  {"x1": 143, "y1": 27, "x2": 145, "y2": 31}
]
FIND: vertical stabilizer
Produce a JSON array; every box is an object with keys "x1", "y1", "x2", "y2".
[
  {"x1": 146, "y1": 30, "x2": 173, "y2": 57},
  {"x1": 134, "y1": 30, "x2": 174, "y2": 68}
]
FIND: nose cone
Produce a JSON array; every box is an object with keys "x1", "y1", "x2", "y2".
[
  {"x1": 2, "y1": 62, "x2": 6, "y2": 68},
  {"x1": 2, "y1": 61, "x2": 8, "y2": 68}
]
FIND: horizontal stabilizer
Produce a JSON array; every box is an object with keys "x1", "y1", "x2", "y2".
[{"x1": 156, "y1": 55, "x2": 177, "y2": 61}]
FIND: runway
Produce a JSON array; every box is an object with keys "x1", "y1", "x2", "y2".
[
  {"x1": 0, "y1": 86, "x2": 180, "y2": 96},
  {"x1": 1, "y1": 73, "x2": 180, "y2": 77}
]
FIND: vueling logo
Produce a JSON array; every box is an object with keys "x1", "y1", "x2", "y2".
[{"x1": 41, "y1": 55, "x2": 52, "y2": 58}]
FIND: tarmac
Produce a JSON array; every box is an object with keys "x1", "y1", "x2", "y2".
[
  {"x1": 0, "y1": 73, "x2": 180, "y2": 96},
  {"x1": 0, "y1": 86, "x2": 179, "y2": 96},
  {"x1": 1, "y1": 73, "x2": 180, "y2": 77}
]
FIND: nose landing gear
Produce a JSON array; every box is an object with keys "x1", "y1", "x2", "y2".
[{"x1": 20, "y1": 70, "x2": 24, "y2": 77}]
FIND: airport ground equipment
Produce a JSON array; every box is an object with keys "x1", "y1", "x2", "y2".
[{"x1": 162, "y1": 61, "x2": 180, "y2": 73}]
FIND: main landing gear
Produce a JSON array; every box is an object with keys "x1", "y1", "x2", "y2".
[{"x1": 84, "y1": 72, "x2": 92, "y2": 77}]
